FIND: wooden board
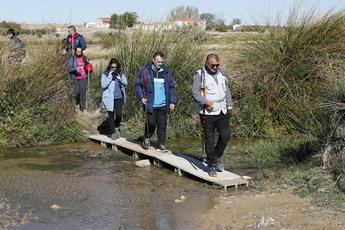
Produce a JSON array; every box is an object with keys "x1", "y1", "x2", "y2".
[{"x1": 89, "y1": 134, "x2": 249, "y2": 190}]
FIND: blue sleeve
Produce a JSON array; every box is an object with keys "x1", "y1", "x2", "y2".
[
  {"x1": 135, "y1": 69, "x2": 144, "y2": 99},
  {"x1": 79, "y1": 35, "x2": 87, "y2": 50},
  {"x1": 168, "y1": 73, "x2": 176, "y2": 104},
  {"x1": 101, "y1": 72, "x2": 112, "y2": 90}
]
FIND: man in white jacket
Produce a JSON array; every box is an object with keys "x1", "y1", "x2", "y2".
[{"x1": 192, "y1": 53, "x2": 233, "y2": 177}]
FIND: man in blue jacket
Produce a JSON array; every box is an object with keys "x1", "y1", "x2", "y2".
[
  {"x1": 63, "y1": 25, "x2": 87, "y2": 56},
  {"x1": 135, "y1": 51, "x2": 176, "y2": 152}
]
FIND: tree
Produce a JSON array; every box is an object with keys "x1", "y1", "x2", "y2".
[
  {"x1": 199, "y1": 13, "x2": 216, "y2": 30},
  {"x1": 168, "y1": 6, "x2": 199, "y2": 21},
  {"x1": 215, "y1": 19, "x2": 229, "y2": 32},
  {"x1": 231, "y1": 18, "x2": 242, "y2": 25},
  {"x1": 110, "y1": 12, "x2": 138, "y2": 30},
  {"x1": 122, "y1": 12, "x2": 138, "y2": 28}
]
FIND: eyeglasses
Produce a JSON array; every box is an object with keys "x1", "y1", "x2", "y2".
[
  {"x1": 210, "y1": 64, "x2": 220, "y2": 68},
  {"x1": 111, "y1": 66, "x2": 117, "y2": 69}
]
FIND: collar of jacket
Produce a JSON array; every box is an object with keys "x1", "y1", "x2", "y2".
[
  {"x1": 204, "y1": 63, "x2": 219, "y2": 76},
  {"x1": 146, "y1": 61, "x2": 168, "y2": 74}
]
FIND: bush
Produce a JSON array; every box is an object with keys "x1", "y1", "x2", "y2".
[
  {"x1": 96, "y1": 28, "x2": 207, "y2": 138},
  {"x1": 0, "y1": 41, "x2": 82, "y2": 146},
  {"x1": 240, "y1": 9, "x2": 345, "y2": 136},
  {"x1": 215, "y1": 23, "x2": 229, "y2": 32}
]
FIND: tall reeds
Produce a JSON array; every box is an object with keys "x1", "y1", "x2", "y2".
[
  {"x1": 240, "y1": 9, "x2": 345, "y2": 136},
  {"x1": 96, "y1": 28, "x2": 206, "y2": 137},
  {"x1": 0, "y1": 41, "x2": 81, "y2": 146}
]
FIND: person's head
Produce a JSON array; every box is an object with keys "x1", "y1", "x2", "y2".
[
  {"x1": 6, "y1": 28, "x2": 15, "y2": 38},
  {"x1": 106, "y1": 58, "x2": 121, "y2": 72},
  {"x1": 75, "y1": 47, "x2": 83, "y2": 57},
  {"x1": 152, "y1": 51, "x2": 165, "y2": 69},
  {"x1": 67, "y1": 25, "x2": 76, "y2": 35},
  {"x1": 205, "y1": 53, "x2": 220, "y2": 72}
]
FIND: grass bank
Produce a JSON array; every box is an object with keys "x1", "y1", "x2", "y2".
[{"x1": 0, "y1": 41, "x2": 83, "y2": 146}]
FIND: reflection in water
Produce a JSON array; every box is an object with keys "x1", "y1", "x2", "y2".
[{"x1": 0, "y1": 142, "x2": 220, "y2": 229}]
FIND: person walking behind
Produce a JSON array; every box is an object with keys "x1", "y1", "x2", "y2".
[
  {"x1": 135, "y1": 51, "x2": 176, "y2": 152},
  {"x1": 63, "y1": 25, "x2": 87, "y2": 56},
  {"x1": 192, "y1": 53, "x2": 233, "y2": 177},
  {"x1": 101, "y1": 58, "x2": 128, "y2": 140},
  {"x1": 69, "y1": 47, "x2": 89, "y2": 112},
  {"x1": 6, "y1": 28, "x2": 26, "y2": 68}
]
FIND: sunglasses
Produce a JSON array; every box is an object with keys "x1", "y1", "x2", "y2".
[
  {"x1": 110, "y1": 66, "x2": 117, "y2": 69},
  {"x1": 210, "y1": 64, "x2": 220, "y2": 68}
]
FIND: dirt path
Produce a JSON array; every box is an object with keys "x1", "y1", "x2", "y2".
[{"x1": 200, "y1": 190, "x2": 345, "y2": 229}]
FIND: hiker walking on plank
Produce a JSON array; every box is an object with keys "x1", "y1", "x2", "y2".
[
  {"x1": 135, "y1": 51, "x2": 176, "y2": 152},
  {"x1": 101, "y1": 58, "x2": 128, "y2": 140},
  {"x1": 192, "y1": 53, "x2": 233, "y2": 177}
]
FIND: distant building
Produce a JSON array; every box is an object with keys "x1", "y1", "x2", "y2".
[
  {"x1": 174, "y1": 18, "x2": 206, "y2": 30},
  {"x1": 232, "y1": 24, "x2": 242, "y2": 31},
  {"x1": 85, "y1": 17, "x2": 111, "y2": 29}
]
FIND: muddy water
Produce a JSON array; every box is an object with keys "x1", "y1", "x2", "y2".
[{"x1": 0, "y1": 142, "x2": 224, "y2": 229}]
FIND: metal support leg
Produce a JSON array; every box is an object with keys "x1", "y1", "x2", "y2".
[
  {"x1": 177, "y1": 169, "x2": 182, "y2": 177},
  {"x1": 133, "y1": 152, "x2": 139, "y2": 159}
]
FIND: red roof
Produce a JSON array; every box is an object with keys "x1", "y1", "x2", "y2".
[{"x1": 98, "y1": 17, "x2": 111, "y2": 21}]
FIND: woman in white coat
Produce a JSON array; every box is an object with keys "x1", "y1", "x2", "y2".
[{"x1": 101, "y1": 58, "x2": 128, "y2": 139}]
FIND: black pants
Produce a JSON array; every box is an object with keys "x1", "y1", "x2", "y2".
[
  {"x1": 107, "y1": 99, "x2": 124, "y2": 134},
  {"x1": 144, "y1": 106, "x2": 167, "y2": 145},
  {"x1": 202, "y1": 112, "x2": 231, "y2": 166},
  {"x1": 73, "y1": 78, "x2": 87, "y2": 110}
]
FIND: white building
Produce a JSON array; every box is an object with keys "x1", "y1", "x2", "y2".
[{"x1": 85, "y1": 17, "x2": 111, "y2": 29}]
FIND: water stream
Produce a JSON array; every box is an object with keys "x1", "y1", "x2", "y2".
[{"x1": 0, "y1": 141, "x2": 227, "y2": 229}]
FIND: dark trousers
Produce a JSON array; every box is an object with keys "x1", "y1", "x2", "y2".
[
  {"x1": 107, "y1": 99, "x2": 124, "y2": 134},
  {"x1": 202, "y1": 112, "x2": 231, "y2": 166},
  {"x1": 144, "y1": 106, "x2": 167, "y2": 145},
  {"x1": 73, "y1": 78, "x2": 87, "y2": 110}
]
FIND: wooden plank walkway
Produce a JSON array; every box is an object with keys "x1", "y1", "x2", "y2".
[{"x1": 89, "y1": 134, "x2": 249, "y2": 190}]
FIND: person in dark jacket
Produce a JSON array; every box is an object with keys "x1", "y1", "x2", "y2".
[
  {"x1": 135, "y1": 51, "x2": 176, "y2": 152},
  {"x1": 101, "y1": 58, "x2": 128, "y2": 140},
  {"x1": 6, "y1": 28, "x2": 26, "y2": 68},
  {"x1": 63, "y1": 25, "x2": 87, "y2": 56}
]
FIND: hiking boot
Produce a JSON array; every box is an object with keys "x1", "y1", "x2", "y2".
[
  {"x1": 142, "y1": 138, "x2": 150, "y2": 150},
  {"x1": 111, "y1": 133, "x2": 117, "y2": 140},
  {"x1": 216, "y1": 159, "x2": 224, "y2": 172},
  {"x1": 156, "y1": 144, "x2": 168, "y2": 153},
  {"x1": 114, "y1": 128, "x2": 121, "y2": 138},
  {"x1": 208, "y1": 165, "x2": 217, "y2": 177}
]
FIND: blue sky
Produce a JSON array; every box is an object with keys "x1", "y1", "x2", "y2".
[{"x1": 0, "y1": 0, "x2": 345, "y2": 24}]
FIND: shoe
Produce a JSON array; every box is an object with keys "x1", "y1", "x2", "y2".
[
  {"x1": 208, "y1": 165, "x2": 217, "y2": 177},
  {"x1": 156, "y1": 144, "x2": 168, "y2": 153},
  {"x1": 142, "y1": 138, "x2": 150, "y2": 150},
  {"x1": 216, "y1": 159, "x2": 224, "y2": 172},
  {"x1": 111, "y1": 133, "x2": 117, "y2": 140},
  {"x1": 114, "y1": 128, "x2": 121, "y2": 138}
]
